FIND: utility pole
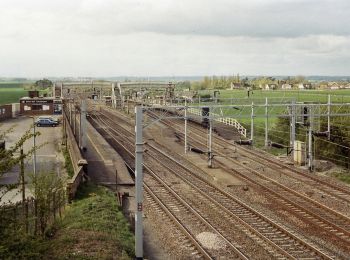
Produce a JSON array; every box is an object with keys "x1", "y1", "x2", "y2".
[
  {"x1": 327, "y1": 94, "x2": 331, "y2": 140},
  {"x1": 80, "y1": 99, "x2": 87, "y2": 150},
  {"x1": 308, "y1": 125, "x2": 313, "y2": 172},
  {"x1": 208, "y1": 116, "x2": 213, "y2": 168},
  {"x1": 20, "y1": 148, "x2": 28, "y2": 233},
  {"x1": 69, "y1": 101, "x2": 72, "y2": 126},
  {"x1": 111, "y1": 83, "x2": 116, "y2": 109},
  {"x1": 73, "y1": 102, "x2": 76, "y2": 137},
  {"x1": 184, "y1": 99, "x2": 188, "y2": 154},
  {"x1": 32, "y1": 118, "x2": 37, "y2": 177},
  {"x1": 308, "y1": 105, "x2": 313, "y2": 172},
  {"x1": 250, "y1": 101, "x2": 254, "y2": 144},
  {"x1": 135, "y1": 106, "x2": 144, "y2": 259},
  {"x1": 290, "y1": 100, "x2": 296, "y2": 161},
  {"x1": 265, "y1": 98, "x2": 268, "y2": 147},
  {"x1": 117, "y1": 82, "x2": 123, "y2": 109}
]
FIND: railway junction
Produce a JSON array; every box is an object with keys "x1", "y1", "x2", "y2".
[{"x1": 53, "y1": 81, "x2": 350, "y2": 259}]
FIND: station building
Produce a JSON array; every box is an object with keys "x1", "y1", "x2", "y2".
[
  {"x1": 0, "y1": 104, "x2": 13, "y2": 121},
  {"x1": 19, "y1": 97, "x2": 62, "y2": 116}
]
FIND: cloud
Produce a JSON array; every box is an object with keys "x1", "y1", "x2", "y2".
[
  {"x1": 73, "y1": 0, "x2": 350, "y2": 37},
  {"x1": 0, "y1": 0, "x2": 349, "y2": 76}
]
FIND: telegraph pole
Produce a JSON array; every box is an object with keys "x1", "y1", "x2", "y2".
[
  {"x1": 265, "y1": 98, "x2": 268, "y2": 147},
  {"x1": 80, "y1": 99, "x2": 87, "y2": 150},
  {"x1": 184, "y1": 99, "x2": 188, "y2": 154},
  {"x1": 135, "y1": 106, "x2": 144, "y2": 259},
  {"x1": 327, "y1": 94, "x2": 331, "y2": 140},
  {"x1": 308, "y1": 105, "x2": 313, "y2": 172},
  {"x1": 290, "y1": 100, "x2": 296, "y2": 161},
  {"x1": 308, "y1": 125, "x2": 313, "y2": 172},
  {"x1": 250, "y1": 101, "x2": 254, "y2": 144},
  {"x1": 73, "y1": 102, "x2": 77, "y2": 137},
  {"x1": 208, "y1": 116, "x2": 213, "y2": 168}
]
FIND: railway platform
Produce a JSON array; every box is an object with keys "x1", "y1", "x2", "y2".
[{"x1": 85, "y1": 120, "x2": 134, "y2": 188}]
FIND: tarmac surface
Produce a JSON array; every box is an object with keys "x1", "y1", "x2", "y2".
[{"x1": 0, "y1": 116, "x2": 64, "y2": 204}]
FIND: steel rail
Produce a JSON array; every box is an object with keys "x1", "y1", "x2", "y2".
[
  {"x1": 92, "y1": 110, "x2": 334, "y2": 259},
  {"x1": 89, "y1": 113, "x2": 248, "y2": 259}
]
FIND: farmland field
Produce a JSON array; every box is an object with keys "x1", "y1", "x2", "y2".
[
  {"x1": 205, "y1": 89, "x2": 350, "y2": 103},
  {"x1": 189, "y1": 89, "x2": 350, "y2": 157},
  {"x1": 191, "y1": 89, "x2": 350, "y2": 124},
  {"x1": 0, "y1": 88, "x2": 27, "y2": 105}
]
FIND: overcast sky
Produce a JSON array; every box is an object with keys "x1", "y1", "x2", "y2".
[{"x1": 0, "y1": 0, "x2": 349, "y2": 77}]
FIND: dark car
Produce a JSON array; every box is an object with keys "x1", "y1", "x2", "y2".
[{"x1": 35, "y1": 118, "x2": 59, "y2": 127}]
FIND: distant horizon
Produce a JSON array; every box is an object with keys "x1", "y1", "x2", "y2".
[{"x1": 1, "y1": 75, "x2": 350, "y2": 82}]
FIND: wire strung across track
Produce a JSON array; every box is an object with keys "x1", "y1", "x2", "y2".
[
  {"x1": 89, "y1": 109, "x2": 336, "y2": 259},
  {"x1": 143, "y1": 110, "x2": 350, "y2": 249},
  {"x1": 150, "y1": 108, "x2": 350, "y2": 204}
]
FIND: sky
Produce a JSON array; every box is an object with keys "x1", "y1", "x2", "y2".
[{"x1": 0, "y1": 0, "x2": 349, "y2": 77}]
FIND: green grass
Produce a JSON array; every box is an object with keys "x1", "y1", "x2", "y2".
[
  {"x1": 0, "y1": 82, "x2": 52, "y2": 105},
  {"x1": 49, "y1": 183, "x2": 134, "y2": 259},
  {"x1": 0, "y1": 88, "x2": 27, "y2": 105},
  {"x1": 0, "y1": 183, "x2": 134, "y2": 259},
  {"x1": 63, "y1": 147, "x2": 75, "y2": 178},
  {"x1": 218, "y1": 89, "x2": 350, "y2": 103},
  {"x1": 332, "y1": 171, "x2": 350, "y2": 184}
]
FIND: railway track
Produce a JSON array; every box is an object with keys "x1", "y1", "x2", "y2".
[
  {"x1": 143, "y1": 110, "x2": 350, "y2": 245},
  {"x1": 89, "y1": 109, "x2": 337, "y2": 259},
  {"x1": 159, "y1": 108, "x2": 350, "y2": 204},
  {"x1": 90, "y1": 113, "x2": 251, "y2": 259}
]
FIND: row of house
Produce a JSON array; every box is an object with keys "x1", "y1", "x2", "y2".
[{"x1": 230, "y1": 82, "x2": 350, "y2": 90}]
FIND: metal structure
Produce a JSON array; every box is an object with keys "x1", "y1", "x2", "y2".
[
  {"x1": 63, "y1": 98, "x2": 88, "y2": 151},
  {"x1": 134, "y1": 101, "x2": 350, "y2": 258}
]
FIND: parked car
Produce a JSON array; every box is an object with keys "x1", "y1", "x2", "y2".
[
  {"x1": 37, "y1": 116, "x2": 60, "y2": 124},
  {"x1": 35, "y1": 118, "x2": 59, "y2": 127}
]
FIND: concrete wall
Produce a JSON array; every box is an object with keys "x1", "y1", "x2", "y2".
[{"x1": 0, "y1": 104, "x2": 13, "y2": 121}]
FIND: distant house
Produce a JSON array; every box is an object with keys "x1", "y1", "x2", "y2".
[
  {"x1": 318, "y1": 82, "x2": 329, "y2": 90},
  {"x1": 297, "y1": 83, "x2": 312, "y2": 90},
  {"x1": 345, "y1": 83, "x2": 350, "y2": 89},
  {"x1": 298, "y1": 84, "x2": 305, "y2": 90},
  {"x1": 281, "y1": 83, "x2": 292, "y2": 90},
  {"x1": 264, "y1": 83, "x2": 277, "y2": 90},
  {"x1": 329, "y1": 82, "x2": 340, "y2": 90},
  {"x1": 230, "y1": 82, "x2": 242, "y2": 90}
]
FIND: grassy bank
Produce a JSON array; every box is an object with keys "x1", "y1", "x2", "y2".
[
  {"x1": 63, "y1": 147, "x2": 74, "y2": 178},
  {"x1": 48, "y1": 183, "x2": 134, "y2": 259},
  {"x1": 0, "y1": 183, "x2": 134, "y2": 259}
]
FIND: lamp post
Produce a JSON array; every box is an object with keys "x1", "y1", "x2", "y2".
[{"x1": 30, "y1": 117, "x2": 37, "y2": 177}]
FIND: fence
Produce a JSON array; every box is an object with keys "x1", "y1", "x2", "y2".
[
  {"x1": 63, "y1": 107, "x2": 87, "y2": 201},
  {"x1": 187, "y1": 107, "x2": 247, "y2": 137},
  {"x1": 0, "y1": 191, "x2": 65, "y2": 236}
]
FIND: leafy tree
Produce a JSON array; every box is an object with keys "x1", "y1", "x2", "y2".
[
  {"x1": 29, "y1": 172, "x2": 66, "y2": 235},
  {"x1": 0, "y1": 126, "x2": 41, "y2": 201},
  {"x1": 34, "y1": 79, "x2": 53, "y2": 89}
]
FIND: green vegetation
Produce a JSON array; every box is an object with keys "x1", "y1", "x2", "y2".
[
  {"x1": 0, "y1": 183, "x2": 134, "y2": 259},
  {"x1": 48, "y1": 183, "x2": 134, "y2": 259},
  {"x1": 332, "y1": 171, "x2": 350, "y2": 184},
  {"x1": 34, "y1": 79, "x2": 53, "y2": 89},
  {"x1": 0, "y1": 87, "x2": 27, "y2": 105},
  {"x1": 0, "y1": 80, "x2": 53, "y2": 105},
  {"x1": 63, "y1": 147, "x2": 74, "y2": 178}
]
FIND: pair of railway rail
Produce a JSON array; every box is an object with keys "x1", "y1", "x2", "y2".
[
  {"x1": 88, "y1": 108, "x2": 340, "y2": 259},
  {"x1": 145, "y1": 110, "x2": 350, "y2": 248}
]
